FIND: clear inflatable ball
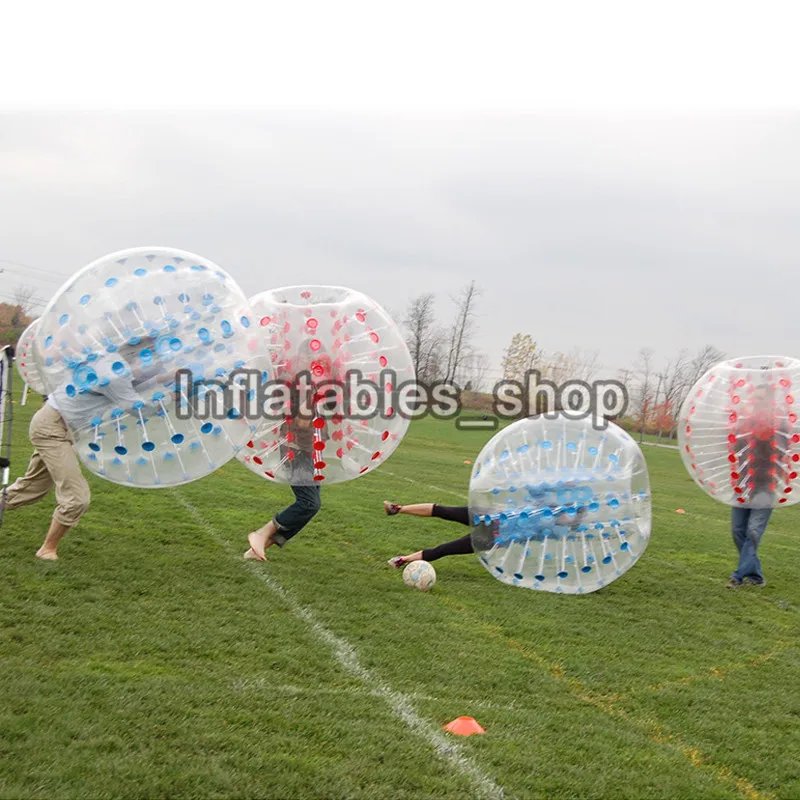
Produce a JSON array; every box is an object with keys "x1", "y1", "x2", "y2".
[
  {"x1": 678, "y1": 355, "x2": 800, "y2": 508},
  {"x1": 238, "y1": 285, "x2": 414, "y2": 485},
  {"x1": 469, "y1": 414, "x2": 651, "y2": 594},
  {"x1": 34, "y1": 247, "x2": 265, "y2": 487},
  {"x1": 16, "y1": 318, "x2": 47, "y2": 395}
]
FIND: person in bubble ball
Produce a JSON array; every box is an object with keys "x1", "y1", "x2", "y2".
[
  {"x1": 0, "y1": 343, "x2": 145, "y2": 560},
  {"x1": 244, "y1": 342, "x2": 335, "y2": 561},
  {"x1": 726, "y1": 383, "x2": 791, "y2": 588}
]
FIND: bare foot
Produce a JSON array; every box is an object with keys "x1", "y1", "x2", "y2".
[
  {"x1": 246, "y1": 533, "x2": 268, "y2": 560},
  {"x1": 36, "y1": 549, "x2": 58, "y2": 561},
  {"x1": 243, "y1": 548, "x2": 267, "y2": 561},
  {"x1": 247, "y1": 523, "x2": 277, "y2": 561}
]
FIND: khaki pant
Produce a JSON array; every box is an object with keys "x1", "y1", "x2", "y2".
[{"x1": 4, "y1": 405, "x2": 91, "y2": 527}]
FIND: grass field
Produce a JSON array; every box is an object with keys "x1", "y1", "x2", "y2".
[{"x1": 1, "y1": 391, "x2": 799, "y2": 800}]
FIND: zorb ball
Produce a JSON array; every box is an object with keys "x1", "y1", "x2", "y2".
[
  {"x1": 403, "y1": 561, "x2": 436, "y2": 591},
  {"x1": 34, "y1": 247, "x2": 265, "y2": 487},
  {"x1": 15, "y1": 318, "x2": 47, "y2": 394},
  {"x1": 238, "y1": 285, "x2": 414, "y2": 485},
  {"x1": 678, "y1": 355, "x2": 800, "y2": 508},
  {"x1": 469, "y1": 415, "x2": 651, "y2": 594}
]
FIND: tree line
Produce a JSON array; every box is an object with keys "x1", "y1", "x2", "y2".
[{"x1": 0, "y1": 285, "x2": 37, "y2": 349}]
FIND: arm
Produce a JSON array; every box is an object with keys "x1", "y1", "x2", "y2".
[{"x1": 92, "y1": 356, "x2": 145, "y2": 411}]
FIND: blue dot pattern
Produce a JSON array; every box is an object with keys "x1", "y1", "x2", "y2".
[
  {"x1": 35, "y1": 247, "x2": 254, "y2": 489},
  {"x1": 468, "y1": 416, "x2": 651, "y2": 595}
]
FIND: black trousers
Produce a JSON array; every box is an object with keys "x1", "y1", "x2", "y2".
[{"x1": 421, "y1": 505, "x2": 473, "y2": 561}]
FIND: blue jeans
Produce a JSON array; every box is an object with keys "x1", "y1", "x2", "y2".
[
  {"x1": 730, "y1": 506, "x2": 772, "y2": 583},
  {"x1": 272, "y1": 484, "x2": 321, "y2": 547}
]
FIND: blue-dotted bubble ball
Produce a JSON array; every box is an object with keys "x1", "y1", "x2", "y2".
[
  {"x1": 16, "y1": 318, "x2": 47, "y2": 395},
  {"x1": 469, "y1": 414, "x2": 651, "y2": 595},
  {"x1": 237, "y1": 285, "x2": 415, "y2": 486},
  {"x1": 33, "y1": 247, "x2": 268, "y2": 487}
]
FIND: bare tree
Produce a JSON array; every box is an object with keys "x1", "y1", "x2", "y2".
[
  {"x1": 501, "y1": 333, "x2": 539, "y2": 382},
  {"x1": 461, "y1": 352, "x2": 492, "y2": 393},
  {"x1": 403, "y1": 293, "x2": 445, "y2": 384},
  {"x1": 634, "y1": 347, "x2": 655, "y2": 441},
  {"x1": 686, "y1": 344, "x2": 726, "y2": 387},
  {"x1": 10, "y1": 285, "x2": 37, "y2": 327},
  {"x1": 656, "y1": 349, "x2": 690, "y2": 439},
  {"x1": 670, "y1": 344, "x2": 725, "y2": 431},
  {"x1": 443, "y1": 281, "x2": 480, "y2": 385},
  {"x1": 539, "y1": 348, "x2": 600, "y2": 384}
]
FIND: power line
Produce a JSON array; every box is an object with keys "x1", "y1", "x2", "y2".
[
  {"x1": 0, "y1": 292, "x2": 46, "y2": 308},
  {"x1": 0, "y1": 264, "x2": 64, "y2": 287},
  {"x1": 0, "y1": 258, "x2": 69, "y2": 281}
]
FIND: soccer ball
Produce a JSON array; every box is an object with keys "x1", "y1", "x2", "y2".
[{"x1": 402, "y1": 561, "x2": 436, "y2": 591}]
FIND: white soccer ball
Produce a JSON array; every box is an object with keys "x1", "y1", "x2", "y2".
[{"x1": 402, "y1": 560, "x2": 436, "y2": 591}]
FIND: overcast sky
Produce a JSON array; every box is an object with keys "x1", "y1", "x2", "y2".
[{"x1": 1, "y1": 111, "x2": 799, "y2": 381}]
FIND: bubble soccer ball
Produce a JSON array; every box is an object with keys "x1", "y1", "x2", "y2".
[
  {"x1": 469, "y1": 414, "x2": 651, "y2": 594},
  {"x1": 34, "y1": 247, "x2": 265, "y2": 487},
  {"x1": 15, "y1": 318, "x2": 47, "y2": 394},
  {"x1": 403, "y1": 561, "x2": 436, "y2": 591},
  {"x1": 238, "y1": 285, "x2": 415, "y2": 485},
  {"x1": 678, "y1": 355, "x2": 800, "y2": 508}
]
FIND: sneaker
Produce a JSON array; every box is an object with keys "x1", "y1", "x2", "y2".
[
  {"x1": 387, "y1": 556, "x2": 408, "y2": 568},
  {"x1": 726, "y1": 577, "x2": 742, "y2": 588},
  {"x1": 384, "y1": 501, "x2": 402, "y2": 516},
  {"x1": 742, "y1": 576, "x2": 766, "y2": 587}
]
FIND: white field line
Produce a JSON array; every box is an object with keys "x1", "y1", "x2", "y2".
[
  {"x1": 380, "y1": 470, "x2": 467, "y2": 501},
  {"x1": 172, "y1": 491, "x2": 508, "y2": 800}
]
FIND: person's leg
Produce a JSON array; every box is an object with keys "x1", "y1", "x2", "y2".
[
  {"x1": 430, "y1": 505, "x2": 471, "y2": 525},
  {"x1": 1, "y1": 449, "x2": 54, "y2": 512},
  {"x1": 247, "y1": 485, "x2": 322, "y2": 560},
  {"x1": 729, "y1": 507, "x2": 749, "y2": 585},
  {"x1": 739, "y1": 507, "x2": 772, "y2": 585},
  {"x1": 31, "y1": 409, "x2": 90, "y2": 559},
  {"x1": 36, "y1": 521, "x2": 71, "y2": 561},
  {"x1": 384, "y1": 501, "x2": 434, "y2": 517},
  {"x1": 384, "y1": 503, "x2": 470, "y2": 523},
  {"x1": 272, "y1": 485, "x2": 321, "y2": 547},
  {"x1": 388, "y1": 534, "x2": 473, "y2": 567}
]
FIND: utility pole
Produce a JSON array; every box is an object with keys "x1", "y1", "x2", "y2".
[{"x1": 653, "y1": 372, "x2": 664, "y2": 441}]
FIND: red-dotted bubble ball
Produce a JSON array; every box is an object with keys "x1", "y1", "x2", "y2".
[
  {"x1": 15, "y1": 318, "x2": 47, "y2": 394},
  {"x1": 237, "y1": 285, "x2": 415, "y2": 485},
  {"x1": 678, "y1": 355, "x2": 800, "y2": 508}
]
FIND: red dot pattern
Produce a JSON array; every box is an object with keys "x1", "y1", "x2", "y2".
[
  {"x1": 239, "y1": 287, "x2": 415, "y2": 485},
  {"x1": 680, "y1": 363, "x2": 800, "y2": 507}
]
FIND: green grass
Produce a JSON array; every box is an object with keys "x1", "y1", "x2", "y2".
[{"x1": 1, "y1": 391, "x2": 798, "y2": 799}]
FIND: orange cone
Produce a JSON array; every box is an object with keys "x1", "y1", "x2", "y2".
[
  {"x1": 464, "y1": 460, "x2": 472, "y2": 465},
  {"x1": 443, "y1": 716, "x2": 485, "y2": 736},
  {"x1": 675, "y1": 508, "x2": 686, "y2": 514}
]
